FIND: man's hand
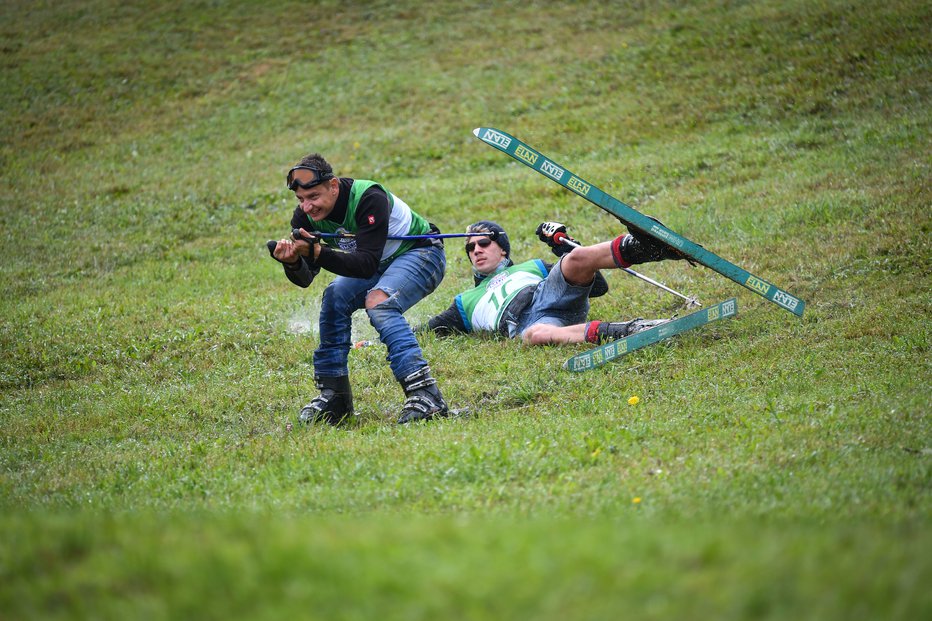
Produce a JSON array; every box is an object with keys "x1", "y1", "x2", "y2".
[
  {"x1": 266, "y1": 228, "x2": 320, "y2": 266},
  {"x1": 289, "y1": 228, "x2": 322, "y2": 261},
  {"x1": 267, "y1": 238, "x2": 302, "y2": 266},
  {"x1": 536, "y1": 221, "x2": 578, "y2": 256},
  {"x1": 291, "y1": 228, "x2": 320, "y2": 247}
]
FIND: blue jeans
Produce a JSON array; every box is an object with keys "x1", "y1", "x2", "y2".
[
  {"x1": 314, "y1": 245, "x2": 446, "y2": 380},
  {"x1": 513, "y1": 257, "x2": 591, "y2": 337}
]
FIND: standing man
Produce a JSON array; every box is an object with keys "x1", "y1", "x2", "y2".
[
  {"x1": 422, "y1": 220, "x2": 683, "y2": 344},
  {"x1": 270, "y1": 153, "x2": 447, "y2": 425}
]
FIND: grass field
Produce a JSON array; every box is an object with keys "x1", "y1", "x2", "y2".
[{"x1": 1, "y1": 0, "x2": 929, "y2": 618}]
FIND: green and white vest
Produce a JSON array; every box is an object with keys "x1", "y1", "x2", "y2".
[
  {"x1": 312, "y1": 179, "x2": 431, "y2": 262},
  {"x1": 455, "y1": 260, "x2": 548, "y2": 332}
]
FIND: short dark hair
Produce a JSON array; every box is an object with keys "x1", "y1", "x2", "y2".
[{"x1": 296, "y1": 153, "x2": 333, "y2": 177}]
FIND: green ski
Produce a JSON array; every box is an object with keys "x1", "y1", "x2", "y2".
[
  {"x1": 565, "y1": 298, "x2": 738, "y2": 372},
  {"x1": 473, "y1": 128, "x2": 805, "y2": 317}
]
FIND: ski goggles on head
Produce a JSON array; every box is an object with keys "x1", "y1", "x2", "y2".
[
  {"x1": 465, "y1": 237, "x2": 494, "y2": 254},
  {"x1": 286, "y1": 166, "x2": 334, "y2": 191}
]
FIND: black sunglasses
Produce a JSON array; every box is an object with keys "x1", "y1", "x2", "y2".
[
  {"x1": 286, "y1": 166, "x2": 335, "y2": 191},
  {"x1": 465, "y1": 238, "x2": 493, "y2": 254}
]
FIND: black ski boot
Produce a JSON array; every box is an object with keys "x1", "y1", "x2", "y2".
[
  {"x1": 595, "y1": 318, "x2": 670, "y2": 344},
  {"x1": 620, "y1": 216, "x2": 690, "y2": 264},
  {"x1": 397, "y1": 366, "x2": 448, "y2": 424},
  {"x1": 299, "y1": 375, "x2": 354, "y2": 426}
]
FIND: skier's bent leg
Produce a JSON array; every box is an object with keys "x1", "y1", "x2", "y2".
[
  {"x1": 559, "y1": 242, "x2": 617, "y2": 285},
  {"x1": 522, "y1": 322, "x2": 587, "y2": 345}
]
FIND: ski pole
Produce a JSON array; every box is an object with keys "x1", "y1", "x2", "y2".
[
  {"x1": 556, "y1": 234, "x2": 701, "y2": 307},
  {"x1": 266, "y1": 230, "x2": 498, "y2": 257},
  {"x1": 292, "y1": 229, "x2": 500, "y2": 241}
]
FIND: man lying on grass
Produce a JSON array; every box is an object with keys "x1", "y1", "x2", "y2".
[{"x1": 422, "y1": 220, "x2": 684, "y2": 344}]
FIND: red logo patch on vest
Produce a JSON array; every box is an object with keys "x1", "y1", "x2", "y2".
[{"x1": 368, "y1": 215, "x2": 375, "y2": 225}]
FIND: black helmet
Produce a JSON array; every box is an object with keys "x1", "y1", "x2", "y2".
[{"x1": 465, "y1": 220, "x2": 510, "y2": 257}]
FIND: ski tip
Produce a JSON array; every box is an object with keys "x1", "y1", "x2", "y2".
[{"x1": 472, "y1": 127, "x2": 482, "y2": 137}]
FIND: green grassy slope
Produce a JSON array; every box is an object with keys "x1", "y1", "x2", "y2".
[{"x1": 1, "y1": 0, "x2": 929, "y2": 619}]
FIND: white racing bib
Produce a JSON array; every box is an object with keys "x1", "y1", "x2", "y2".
[{"x1": 469, "y1": 270, "x2": 543, "y2": 331}]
